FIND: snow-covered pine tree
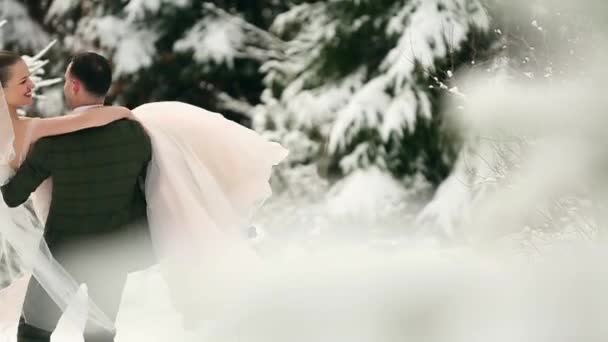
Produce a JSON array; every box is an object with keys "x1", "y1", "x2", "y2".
[
  {"x1": 0, "y1": 0, "x2": 50, "y2": 52},
  {"x1": 255, "y1": 0, "x2": 492, "y2": 185},
  {"x1": 40, "y1": 0, "x2": 289, "y2": 125}
]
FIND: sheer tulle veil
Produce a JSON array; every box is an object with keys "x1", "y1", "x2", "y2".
[{"x1": 0, "y1": 81, "x2": 15, "y2": 164}]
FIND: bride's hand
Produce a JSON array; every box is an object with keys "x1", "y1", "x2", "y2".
[
  {"x1": 125, "y1": 109, "x2": 138, "y2": 121},
  {"x1": 85, "y1": 106, "x2": 134, "y2": 121},
  {"x1": 109, "y1": 106, "x2": 137, "y2": 121}
]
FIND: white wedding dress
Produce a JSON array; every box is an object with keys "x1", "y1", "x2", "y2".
[
  {"x1": 134, "y1": 102, "x2": 288, "y2": 321},
  {"x1": 0, "y1": 101, "x2": 288, "y2": 337}
]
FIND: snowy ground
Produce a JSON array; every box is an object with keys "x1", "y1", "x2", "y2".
[
  {"x1": 0, "y1": 163, "x2": 603, "y2": 342},
  {"x1": 0, "y1": 209, "x2": 601, "y2": 342}
]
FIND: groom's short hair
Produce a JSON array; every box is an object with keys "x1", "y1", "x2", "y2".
[{"x1": 69, "y1": 52, "x2": 112, "y2": 98}]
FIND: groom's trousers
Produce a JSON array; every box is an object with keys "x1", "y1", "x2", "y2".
[{"x1": 17, "y1": 221, "x2": 153, "y2": 342}]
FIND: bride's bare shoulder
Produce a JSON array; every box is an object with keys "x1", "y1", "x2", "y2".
[
  {"x1": 15, "y1": 116, "x2": 40, "y2": 124},
  {"x1": 15, "y1": 116, "x2": 42, "y2": 132}
]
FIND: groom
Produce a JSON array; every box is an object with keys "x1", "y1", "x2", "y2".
[{"x1": 1, "y1": 52, "x2": 153, "y2": 341}]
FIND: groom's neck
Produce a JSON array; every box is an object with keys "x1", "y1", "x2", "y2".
[{"x1": 70, "y1": 97, "x2": 105, "y2": 110}]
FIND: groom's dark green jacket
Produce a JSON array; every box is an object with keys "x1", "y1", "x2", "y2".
[{"x1": 1, "y1": 119, "x2": 151, "y2": 248}]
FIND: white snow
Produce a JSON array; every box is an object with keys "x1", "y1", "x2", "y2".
[
  {"x1": 0, "y1": 0, "x2": 51, "y2": 50},
  {"x1": 285, "y1": 69, "x2": 366, "y2": 133},
  {"x1": 113, "y1": 30, "x2": 157, "y2": 76},
  {"x1": 45, "y1": 0, "x2": 79, "y2": 21},
  {"x1": 174, "y1": 16, "x2": 244, "y2": 68},
  {"x1": 4, "y1": 235, "x2": 607, "y2": 342},
  {"x1": 173, "y1": 3, "x2": 277, "y2": 67},
  {"x1": 71, "y1": 16, "x2": 157, "y2": 77},
  {"x1": 124, "y1": 0, "x2": 190, "y2": 21},
  {"x1": 328, "y1": 76, "x2": 391, "y2": 153},
  {"x1": 326, "y1": 167, "x2": 409, "y2": 222},
  {"x1": 382, "y1": 86, "x2": 419, "y2": 138}
]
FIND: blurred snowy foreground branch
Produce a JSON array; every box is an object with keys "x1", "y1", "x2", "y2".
[{"x1": 416, "y1": 0, "x2": 608, "y2": 244}]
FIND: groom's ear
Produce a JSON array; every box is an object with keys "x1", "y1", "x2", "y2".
[{"x1": 71, "y1": 79, "x2": 80, "y2": 94}]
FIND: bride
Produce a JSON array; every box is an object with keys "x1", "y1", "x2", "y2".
[{"x1": 0, "y1": 50, "x2": 288, "y2": 338}]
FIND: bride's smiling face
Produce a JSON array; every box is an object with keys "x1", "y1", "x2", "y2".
[{"x1": 2, "y1": 59, "x2": 35, "y2": 108}]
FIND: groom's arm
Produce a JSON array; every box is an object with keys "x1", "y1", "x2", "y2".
[{"x1": 1, "y1": 139, "x2": 52, "y2": 208}]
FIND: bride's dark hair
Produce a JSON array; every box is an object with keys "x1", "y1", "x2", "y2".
[{"x1": 0, "y1": 50, "x2": 22, "y2": 87}]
